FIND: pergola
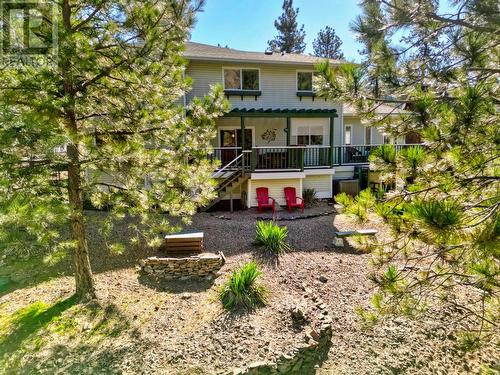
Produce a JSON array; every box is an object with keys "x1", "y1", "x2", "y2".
[{"x1": 223, "y1": 108, "x2": 339, "y2": 164}]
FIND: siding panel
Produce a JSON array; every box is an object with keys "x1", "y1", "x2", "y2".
[
  {"x1": 249, "y1": 178, "x2": 301, "y2": 207},
  {"x1": 303, "y1": 175, "x2": 332, "y2": 199}
]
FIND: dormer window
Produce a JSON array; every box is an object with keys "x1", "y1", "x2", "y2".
[{"x1": 223, "y1": 68, "x2": 260, "y2": 91}]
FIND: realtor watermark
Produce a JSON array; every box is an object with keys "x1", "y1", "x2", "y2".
[{"x1": 0, "y1": 0, "x2": 58, "y2": 67}]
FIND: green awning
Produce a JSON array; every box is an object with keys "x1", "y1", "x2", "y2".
[{"x1": 225, "y1": 108, "x2": 338, "y2": 118}]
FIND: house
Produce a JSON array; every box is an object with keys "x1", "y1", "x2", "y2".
[{"x1": 183, "y1": 42, "x2": 418, "y2": 210}]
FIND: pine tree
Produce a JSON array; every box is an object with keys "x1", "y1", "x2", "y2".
[
  {"x1": 313, "y1": 26, "x2": 344, "y2": 59},
  {"x1": 0, "y1": 0, "x2": 228, "y2": 301},
  {"x1": 317, "y1": 0, "x2": 499, "y2": 340},
  {"x1": 267, "y1": 0, "x2": 306, "y2": 54}
]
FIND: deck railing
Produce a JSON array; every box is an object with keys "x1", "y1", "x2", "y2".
[{"x1": 209, "y1": 144, "x2": 423, "y2": 170}]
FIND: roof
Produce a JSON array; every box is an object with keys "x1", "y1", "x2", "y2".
[
  {"x1": 225, "y1": 108, "x2": 338, "y2": 117},
  {"x1": 184, "y1": 42, "x2": 343, "y2": 66},
  {"x1": 343, "y1": 104, "x2": 407, "y2": 116}
]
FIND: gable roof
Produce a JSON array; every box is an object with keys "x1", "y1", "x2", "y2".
[{"x1": 184, "y1": 42, "x2": 343, "y2": 66}]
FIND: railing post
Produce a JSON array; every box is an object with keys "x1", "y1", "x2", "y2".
[
  {"x1": 251, "y1": 148, "x2": 257, "y2": 171},
  {"x1": 329, "y1": 116, "x2": 335, "y2": 167},
  {"x1": 299, "y1": 148, "x2": 305, "y2": 171}
]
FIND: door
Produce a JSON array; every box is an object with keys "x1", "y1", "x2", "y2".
[{"x1": 219, "y1": 128, "x2": 253, "y2": 165}]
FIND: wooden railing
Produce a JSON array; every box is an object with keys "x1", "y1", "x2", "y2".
[
  {"x1": 333, "y1": 144, "x2": 423, "y2": 165},
  {"x1": 209, "y1": 144, "x2": 423, "y2": 170}
]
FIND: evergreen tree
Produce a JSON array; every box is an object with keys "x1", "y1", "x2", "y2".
[
  {"x1": 313, "y1": 26, "x2": 344, "y2": 59},
  {"x1": 317, "y1": 0, "x2": 499, "y2": 341},
  {"x1": 0, "y1": 0, "x2": 228, "y2": 301},
  {"x1": 267, "y1": 0, "x2": 306, "y2": 53}
]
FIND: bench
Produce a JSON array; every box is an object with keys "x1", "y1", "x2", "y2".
[
  {"x1": 333, "y1": 229, "x2": 378, "y2": 247},
  {"x1": 165, "y1": 232, "x2": 204, "y2": 254}
]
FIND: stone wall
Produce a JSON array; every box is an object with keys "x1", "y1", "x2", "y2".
[
  {"x1": 139, "y1": 252, "x2": 226, "y2": 280},
  {"x1": 230, "y1": 294, "x2": 333, "y2": 374}
]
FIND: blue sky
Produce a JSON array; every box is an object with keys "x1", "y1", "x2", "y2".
[{"x1": 190, "y1": 0, "x2": 365, "y2": 61}]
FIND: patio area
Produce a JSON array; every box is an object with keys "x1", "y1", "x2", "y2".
[{"x1": 210, "y1": 201, "x2": 336, "y2": 221}]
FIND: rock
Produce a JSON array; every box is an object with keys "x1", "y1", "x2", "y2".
[
  {"x1": 290, "y1": 306, "x2": 310, "y2": 327},
  {"x1": 318, "y1": 275, "x2": 328, "y2": 283}
]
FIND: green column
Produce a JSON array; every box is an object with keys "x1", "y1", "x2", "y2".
[
  {"x1": 240, "y1": 116, "x2": 245, "y2": 150},
  {"x1": 286, "y1": 117, "x2": 291, "y2": 146},
  {"x1": 329, "y1": 116, "x2": 335, "y2": 167}
]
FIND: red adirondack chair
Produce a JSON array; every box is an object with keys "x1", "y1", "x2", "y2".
[
  {"x1": 284, "y1": 187, "x2": 304, "y2": 213},
  {"x1": 256, "y1": 187, "x2": 276, "y2": 213}
]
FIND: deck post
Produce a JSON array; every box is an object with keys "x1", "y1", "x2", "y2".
[
  {"x1": 251, "y1": 149, "x2": 257, "y2": 171},
  {"x1": 286, "y1": 116, "x2": 292, "y2": 167},
  {"x1": 299, "y1": 148, "x2": 305, "y2": 171},
  {"x1": 240, "y1": 116, "x2": 245, "y2": 151},
  {"x1": 329, "y1": 116, "x2": 335, "y2": 167},
  {"x1": 286, "y1": 117, "x2": 291, "y2": 146}
]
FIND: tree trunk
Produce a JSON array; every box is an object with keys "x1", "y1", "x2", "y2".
[
  {"x1": 67, "y1": 143, "x2": 96, "y2": 301},
  {"x1": 62, "y1": 0, "x2": 95, "y2": 301}
]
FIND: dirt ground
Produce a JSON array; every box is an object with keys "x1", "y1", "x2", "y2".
[{"x1": 1, "y1": 202, "x2": 498, "y2": 374}]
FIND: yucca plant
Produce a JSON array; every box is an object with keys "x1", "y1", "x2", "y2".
[
  {"x1": 370, "y1": 144, "x2": 396, "y2": 164},
  {"x1": 255, "y1": 220, "x2": 290, "y2": 255},
  {"x1": 219, "y1": 261, "x2": 269, "y2": 311},
  {"x1": 398, "y1": 146, "x2": 427, "y2": 184},
  {"x1": 302, "y1": 188, "x2": 318, "y2": 207},
  {"x1": 334, "y1": 192, "x2": 354, "y2": 206}
]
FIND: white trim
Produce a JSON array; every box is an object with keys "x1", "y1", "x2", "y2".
[
  {"x1": 218, "y1": 125, "x2": 256, "y2": 148},
  {"x1": 296, "y1": 70, "x2": 315, "y2": 92},
  {"x1": 250, "y1": 172, "x2": 306, "y2": 180},
  {"x1": 222, "y1": 67, "x2": 261, "y2": 91},
  {"x1": 304, "y1": 169, "x2": 335, "y2": 176},
  {"x1": 333, "y1": 165, "x2": 355, "y2": 172},
  {"x1": 299, "y1": 178, "x2": 303, "y2": 198},
  {"x1": 252, "y1": 145, "x2": 330, "y2": 149},
  {"x1": 187, "y1": 56, "x2": 342, "y2": 67}
]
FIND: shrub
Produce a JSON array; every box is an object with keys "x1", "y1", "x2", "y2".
[
  {"x1": 302, "y1": 188, "x2": 318, "y2": 207},
  {"x1": 334, "y1": 192, "x2": 354, "y2": 206},
  {"x1": 336, "y1": 189, "x2": 375, "y2": 222},
  {"x1": 219, "y1": 261, "x2": 268, "y2": 311},
  {"x1": 369, "y1": 144, "x2": 396, "y2": 164},
  {"x1": 255, "y1": 220, "x2": 290, "y2": 255}
]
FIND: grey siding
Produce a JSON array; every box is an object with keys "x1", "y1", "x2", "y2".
[
  {"x1": 344, "y1": 116, "x2": 385, "y2": 145},
  {"x1": 186, "y1": 61, "x2": 342, "y2": 112}
]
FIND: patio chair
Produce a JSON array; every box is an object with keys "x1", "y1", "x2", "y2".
[
  {"x1": 284, "y1": 187, "x2": 304, "y2": 213},
  {"x1": 256, "y1": 187, "x2": 276, "y2": 213}
]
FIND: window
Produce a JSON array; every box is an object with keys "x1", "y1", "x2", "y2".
[
  {"x1": 295, "y1": 125, "x2": 324, "y2": 145},
  {"x1": 365, "y1": 126, "x2": 371, "y2": 145},
  {"x1": 383, "y1": 135, "x2": 393, "y2": 144},
  {"x1": 345, "y1": 125, "x2": 352, "y2": 145},
  {"x1": 297, "y1": 71, "x2": 317, "y2": 92},
  {"x1": 223, "y1": 68, "x2": 259, "y2": 91}
]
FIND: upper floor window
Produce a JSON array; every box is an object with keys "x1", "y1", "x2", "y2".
[
  {"x1": 223, "y1": 68, "x2": 260, "y2": 91},
  {"x1": 345, "y1": 125, "x2": 352, "y2": 145},
  {"x1": 365, "y1": 126, "x2": 371, "y2": 145},
  {"x1": 297, "y1": 71, "x2": 317, "y2": 92}
]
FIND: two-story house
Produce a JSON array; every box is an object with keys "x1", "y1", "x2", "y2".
[{"x1": 183, "y1": 42, "x2": 415, "y2": 210}]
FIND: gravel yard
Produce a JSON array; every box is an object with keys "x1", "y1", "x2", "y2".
[{"x1": 1, "y1": 202, "x2": 497, "y2": 374}]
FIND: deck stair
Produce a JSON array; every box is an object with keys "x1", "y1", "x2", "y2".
[{"x1": 203, "y1": 151, "x2": 250, "y2": 212}]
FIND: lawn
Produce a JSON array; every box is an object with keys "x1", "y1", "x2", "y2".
[{"x1": 0, "y1": 204, "x2": 497, "y2": 374}]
